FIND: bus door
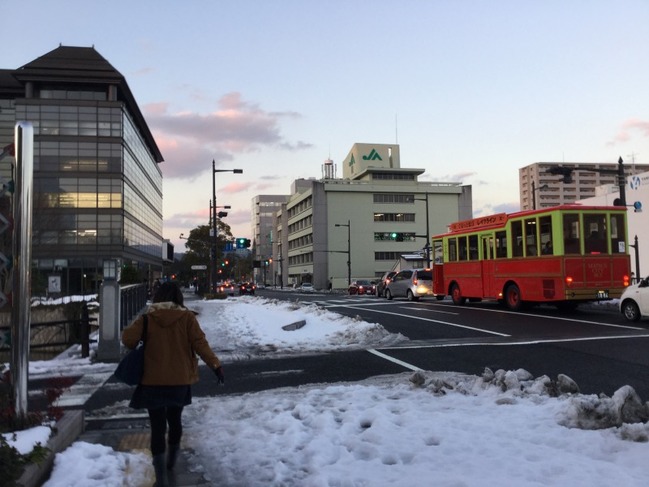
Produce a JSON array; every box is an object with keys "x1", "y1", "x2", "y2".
[{"x1": 481, "y1": 235, "x2": 496, "y2": 297}]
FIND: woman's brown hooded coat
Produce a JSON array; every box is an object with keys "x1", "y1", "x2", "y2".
[{"x1": 121, "y1": 302, "x2": 221, "y2": 386}]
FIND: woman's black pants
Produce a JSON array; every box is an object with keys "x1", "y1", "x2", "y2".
[{"x1": 147, "y1": 406, "x2": 183, "y2": 456}]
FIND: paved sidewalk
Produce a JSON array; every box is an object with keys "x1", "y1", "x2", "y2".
[{"x1": 78, "y1": 415, "x2": 213, "y2": 486}]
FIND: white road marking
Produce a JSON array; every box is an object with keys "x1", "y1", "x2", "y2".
[
  {"x1": 367, "y1": 349, "x2": 422, "y2": 371},
  {"x1": 378, "y1": 333, "x2": 649, "y2": 350},
  {"x1": 338, "y1": 305, "x2": 511, "y2": 337}
]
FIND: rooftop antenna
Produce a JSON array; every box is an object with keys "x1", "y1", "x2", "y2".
[
  {"x1": 395, "y1": 114, "x2": 398, "y2": 144},
  {"x1": 627, "y1": 152, "x2": 638, "y2": 172}
]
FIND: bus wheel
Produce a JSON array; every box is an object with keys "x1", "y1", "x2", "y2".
[
  {"x1": 504, "y1": 284, "x2": 523, "y2": 311},
  {"x1": 451, "y1": 284, "x2": 466, "y2": 305}
]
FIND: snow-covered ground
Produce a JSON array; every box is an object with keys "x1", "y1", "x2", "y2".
[{"x1": 5, "y1": 295, "x2": 649, "y2": 486}]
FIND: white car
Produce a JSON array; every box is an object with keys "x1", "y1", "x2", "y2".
[
  {"x1": 299, "y1": 282, "x2": 315, "y2": 293},
  {"x1": 385, "y1": 268, "x2": 436, "y2": 301},
  {"x1": 620, "y1": 277, "x2": 649, "y2": 321}
]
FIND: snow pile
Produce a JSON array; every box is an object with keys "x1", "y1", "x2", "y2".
[{"x1": 185, "y1": 370, "x2": 649, "y2": 486}]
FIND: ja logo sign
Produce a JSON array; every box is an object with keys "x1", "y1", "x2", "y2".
[{"x1": 362, "y1": 149, "x2": 382, "y2": 161}]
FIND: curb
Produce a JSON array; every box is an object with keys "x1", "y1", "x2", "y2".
[{"x1": 16, "y1": 409, "x2": 84, "y2": 487}]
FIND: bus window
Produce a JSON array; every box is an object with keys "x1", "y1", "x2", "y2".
[
  {"x1": 539, "y1": 216, "x2": 553, "y2": 255},
  {"x1": 511, "y1": 220, "x2": 523, "y2": 257},
  {"x1": 584, "y1": 213, "x2": 607, "y2": 254},
  {"x1": 458, "y1": 236, "x2": 468, "y2": 261},
  {"x1": 525, "y1": 218, "x2": 538, "y2": 256},
  {"x1": 468, "y1": 235, "x2": 479, "y2": 260},
  {"x1": 563, "y1": 214, "x2": 580, "y2": 254},
  {"x1": 448, "y1": 237, "x2": 458, "y2": 261},
  {"x1": 495, "y1": 231, "x2": 507, "y2": 258},
  {"x1": 610, "y1": 214, "x2": 626, "y2": 253}
]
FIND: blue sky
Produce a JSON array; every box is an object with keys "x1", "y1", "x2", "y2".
[{"x1": 3, "y1": 1, "x2": 648, "y2": 249}]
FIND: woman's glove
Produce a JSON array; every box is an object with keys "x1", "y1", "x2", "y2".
[{"x1": 214, "y1": 366, "x2": 225, "y2": 385}]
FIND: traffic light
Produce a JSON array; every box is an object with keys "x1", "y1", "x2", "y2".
[
  {"x1": 547, "y1": 166, "x2": 573, "y2": 184},
  {"x1": 236, "y1": 238, "x2": 252, "y2": 249}
]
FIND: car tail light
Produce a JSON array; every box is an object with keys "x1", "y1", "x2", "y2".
[{"x1": 413, "y1": 278, "x2": 418, "y2": 285}]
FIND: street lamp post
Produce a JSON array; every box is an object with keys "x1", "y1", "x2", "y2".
[
  {"x1": 211, "y1": 160, "x2": 242, "y2": 293},
  {"x1": 410, "y1": 195, "x2": 431, "y2": 267},
  {"x1": 335, "y1": 220, "x2": 351, "y2": 286},
  {"x1": 630, "y1": 235, "x2": 641, "y2": 283},
  {"x1": 531, "y1": 180, "x2": 549, "y2": 210}
]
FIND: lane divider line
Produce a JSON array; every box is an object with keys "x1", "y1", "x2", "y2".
[
  {"x1": 339, "y1": 305, "x2": 510, "y2": 337},
  {"x1": 367, "y1": 348, "x2": 422, "y2": 371}
]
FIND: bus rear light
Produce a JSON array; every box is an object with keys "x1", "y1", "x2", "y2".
[
  {"x1": 565, "y1": 276, "x2": 573, "y2": 286},
  {"x1": 623, "y1": 275, "x2": 630, "y2": 287}
]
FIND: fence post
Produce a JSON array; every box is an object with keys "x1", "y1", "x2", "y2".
[{"x1": 97, "y1": 278, "x2": 121, "y2": 362}]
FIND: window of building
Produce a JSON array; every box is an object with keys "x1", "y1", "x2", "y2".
[
  {"x1": 371, "y1": 173, "x2": 415, "y2": 181},
  {"x1": 373, "y1": 194, "x2": 415, "y2": 204},
  {"x1": 373, "y1": 213, "x2": 415, "y2": 222}
]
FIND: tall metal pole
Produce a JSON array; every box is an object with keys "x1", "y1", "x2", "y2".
[
  {"x1": 211, "y1": 160, "x2": 217, "y2": 293},
  {"x1": 425, "y1": 193, "x2": 431, "y2": 267},
  {"x1": 11, "y1": 122, "x2": 34, "y2": 423},
  {"x1": 631, "y1": 235, "x2": 641, "y2": 282},
  {"x1": 618, "y1": 157, "x2": 626, "y2": 207},
  {"x1": 210, "y1": 164, "x2": 243, "y2": 292},
  {"x1": 346, "y1": 220, "x2": 351, "y2": 286}
]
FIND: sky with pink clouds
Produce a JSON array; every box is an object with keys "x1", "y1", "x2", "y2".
[{"x1": 2, "y1": 0, "x2": 649, "y2": 250}]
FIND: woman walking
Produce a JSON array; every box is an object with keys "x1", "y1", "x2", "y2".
[{"x1": 122, "y1": 281, "x2": 225, "y2": 487}]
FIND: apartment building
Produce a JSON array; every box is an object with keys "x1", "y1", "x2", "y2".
[{"x1": 520, "y1": 161, "x2": 649, "y2": 210}]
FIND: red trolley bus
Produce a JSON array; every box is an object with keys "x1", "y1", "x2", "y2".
[{"x1": 431, "y1": 205, "x2": 631, "y2": 310}]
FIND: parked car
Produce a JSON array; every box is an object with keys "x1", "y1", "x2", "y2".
[
  {"x1": 348, "y1": 279, "x2": 376, "y2": 295},
  {"x1": 620, "y1": 277, "x2": 649, "y2": 321},
  {"x1": 239, "y1": 282, "x2": 256, "y2": 295},
  {"x1": 299, "y1": 282, "x2": 315, "y2": 293},
  {"x1": 385, "y1": 268, "x2": 435, "y2": 301},
  {"x1": 376, "y1": 271, "x2": 397, "y2": 297}
]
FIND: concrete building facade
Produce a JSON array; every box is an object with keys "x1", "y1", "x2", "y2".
[
  {"x1": 267, "y1": 143, "x2": 472, "y2": 290},
  {"x1": 251, "y1": 194, "x2": 289, "y2": 286},
  {"x1": 0, "y1": 46, "x2": 164, "y2": 294}
]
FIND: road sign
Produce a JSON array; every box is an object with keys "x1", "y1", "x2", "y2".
[{"x1": 191, "y1": 265, "x2": 207, "y2": 270}]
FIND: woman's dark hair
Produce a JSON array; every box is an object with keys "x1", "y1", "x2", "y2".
[{"x1": 153, "y1": 281, "x2": 184, "y2": 306}]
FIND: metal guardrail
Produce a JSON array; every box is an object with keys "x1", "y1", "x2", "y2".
[
  {"x1": 1, "y1": 283, "x2": 148, "y2": 361},
  {"x1": 119, "y1": 283, "x2": 149, "y2": 330},
  {"x1": 0, "y1": 302, "x2": 96, "y2": 358}
]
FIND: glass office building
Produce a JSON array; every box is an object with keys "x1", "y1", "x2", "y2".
[{"x1": 0, "y1": 46, "x2": 164, "y2": 294}]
